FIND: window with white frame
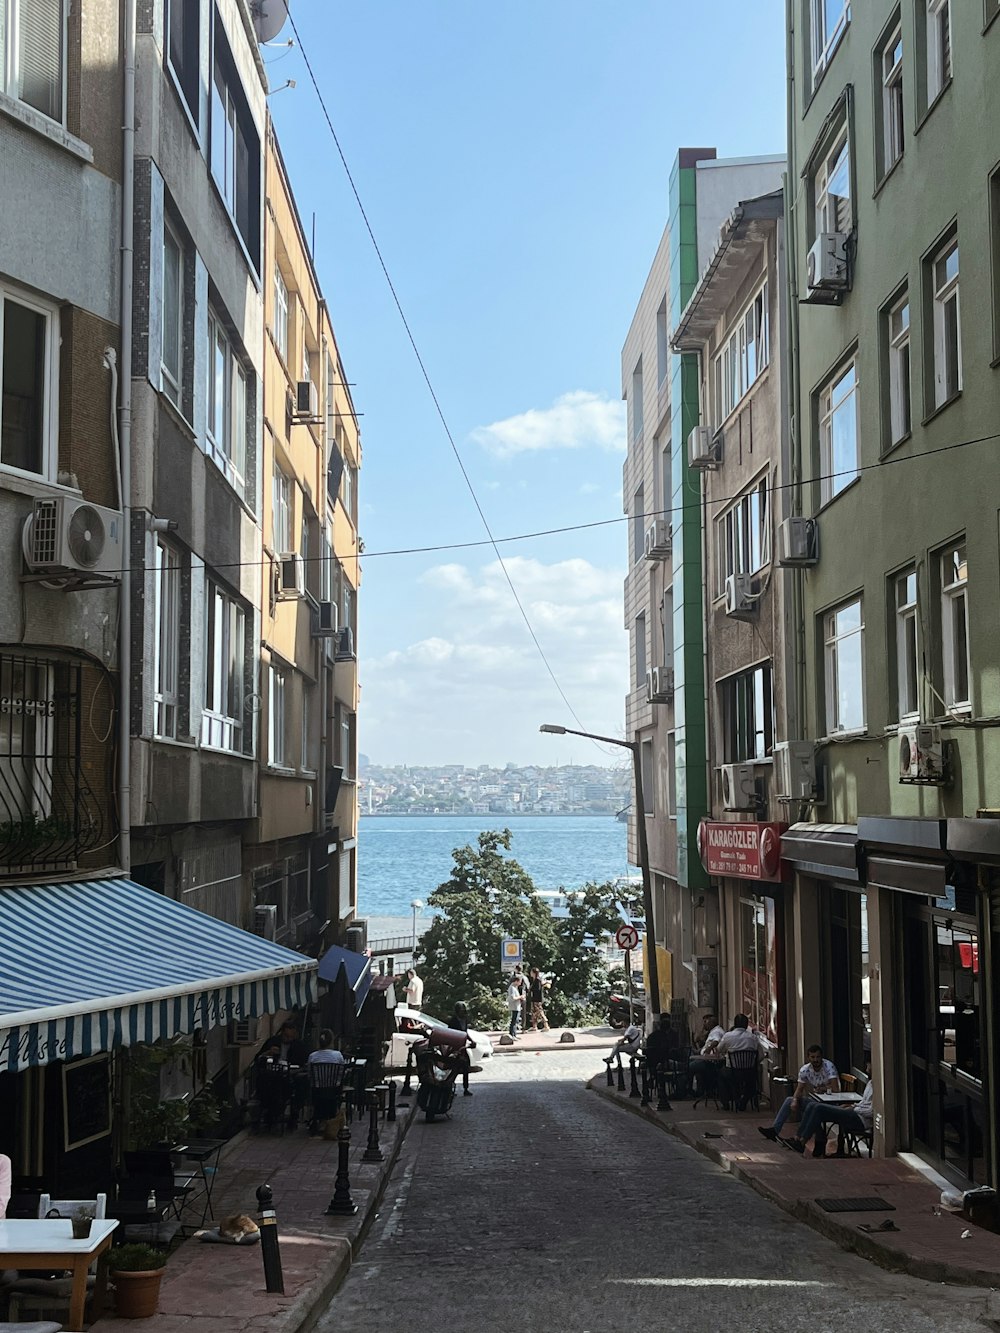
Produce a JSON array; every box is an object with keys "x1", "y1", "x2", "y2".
[
  {"x1": 273, "y1": 267, "x2": 289, "y2": 363},
  {"x1": 301, "y1": 686, "x2": 312, "y2": 771},
  {"x1": 272, "y1": 463, "x2": 292, "y2": 554},
  {"x1": 940, "y1": 541, "x2": 969, "y2": 709},
  {"x1": 814, "y1": 127, "x2": 851, "y2": 236},
  {"x1": 632, "y1": 484, "x2": 645, "y2": 565},
  {"x1": 631, "y1": 358, "x2": 643, "y2": 443},
  {"x1": 824, "y1": 598, "x2": 865, "y2": 733},
  {"x1": 667, "y1": 732, "x2": 677, "y2": 817},
  {"x1": 154, "y1": 540, "x2": 181, "y2": 738},
  {"x1": 926, "y1": 0, "x2": 951, "y2": 104},
  {"x1": 887, "y1": 294, "x2": 911, "y2": 445},
  {"x1": 339, "y1": 706, "x2": 356, "y2": 779},
  {"x1": 811, "y1": 0, "x2": 850, "y2": 80},
  {"x1": 714, "y1": 281, "x2": 769, "y2": 423},
  {"x1": 206, "y1": 309, "x2": 248, "y2": 496},
  {"x1": 341, "y1": 457, "x2": 357, "y2": 524},
  {"x1": 895, "y1": 567, "x2": 919, "y2": 721},
  {"x1": 931, "y1": 237, "x2": 961, "y2": 408},
  {"x1": 210, "y1": 14, "x2": 261, "y2": 270},
  {"x1": 717, "y1": 475, "x2": 769, "y2": 595},
  {"x1": 166, "y1": 0, "x2": 199, "y2": 123},
  {"x1": 1, "y1": 0, "x2": 65, "y2": 122},
  {"x1": 268, "y1": 663, "x2": 286, "y2": 767},
  {"x1": 161, "y1": 221, "x2": 184, "y2": 408},
  {"x1": 661, "y1": 586, "x2": 674, "y2": 668},
  {"x1": 635, "y1": 612, "x2": 646, "y2": 688},
  {"x1": 656, "y1": 300, "x2": 669, "y2": 386},
  {"x1": 880, "y1": 25, "x2": 904, "y2": 175},
  {"x1": 819, "y1": 359, "x2": 858, "y2": 504},
  {"x1": 0, "y1": 283, "x2": 57, "y2": 479},
  {"x1": 203, "y1": 582, "x2": 248, "y2": 752},
  {"x1": 721, "y1": 663, "x2": 773, "y2": 762}
]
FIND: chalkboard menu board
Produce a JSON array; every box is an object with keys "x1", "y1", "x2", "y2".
[{"x1": 63, "y1": 1054, "x2": 112, "y2": 1152}]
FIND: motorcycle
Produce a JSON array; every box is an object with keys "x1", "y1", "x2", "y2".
[
  {"x1": 609, "y1": 989, "x2": 646, "y2": 1029},
  {"x1": 414, "y1": 1025, "x2": 471, "y2": 1121}
]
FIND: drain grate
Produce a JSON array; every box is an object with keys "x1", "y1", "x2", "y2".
[{"x1": 815, "y1": 1196, "x2": 896, "y2": 1213}]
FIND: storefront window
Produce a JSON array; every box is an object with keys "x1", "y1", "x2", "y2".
[
  {"x1": 935, "y1": 919, "x2": 981, "y2": 1081},
  {"x1": 740, "y1": 894, "x2": 780, "y2": 1044}
]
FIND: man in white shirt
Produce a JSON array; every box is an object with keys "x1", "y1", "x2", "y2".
[
  {"x1": 605, "y1": 1021, "x2": 643, "y2": 1066},
  {"x1": 697, "y1": 1014, "x2": 726, "y2": 1055},
  {"x1": 405, "y1": 968, "x2": 424, "y2": 1009},
  {"x1": 307, "y1": 1029, "x2": 346, "y2": 1065},
  {"x1": 789, "y1": 1070, "x2": 874, "y2": 1158},
  {"x1": 759, "y1": 1045, "x2": 839, "y2": 1142}
]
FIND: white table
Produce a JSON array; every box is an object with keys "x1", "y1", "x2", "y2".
[{"x1": 0, "y1": 1217, "x2": 117, "y2": 1328}]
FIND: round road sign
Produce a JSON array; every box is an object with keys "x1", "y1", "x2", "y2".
[{"x1": 615, "y1": 923, "x2": 640, "y2": 951}]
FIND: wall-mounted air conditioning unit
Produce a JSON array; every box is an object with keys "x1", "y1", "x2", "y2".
[
  {"x1": 335, "y1": 626, "x2": 355, "y2": 660},
  {"x1": 898, "y1": 724, "x2": 945, "y2": 785},
  {"x1": 777, "y1": 517, "x2": 819, "y2": 567},
  {"x1": 773, "y1": 740, "x2": 817, "y2": 801},
  {"x1": 805, "y1": 232, "x2": 848, "y2": 298},
  {"x1": 276, "y1": 552, "x2": 305, "y2": 600},
  {"x1": 345, "y1": 920, "x2": 367, "y2": 952},
  {"x1": 688, "y1": 425, "x2": 721, "y2": 469},
  {"x1": 227, "y1": 1017, "x2": 259, "y2": 1047},
  {"x1": 721, "y1": 762, "x2": 758, "y2": 811},
  {"x1": 23, "y1": 497, "x2": 124, "y2": 578},
  {"x1": 724, "y1": 572, "x2": 756, "y2": 619},
  {"x1": 651, "y1": 665, "x2": 674, "y2": 701},
  {"x1": 644, "y1": 669, "x2": 656, "y2": 704},
  {"x1": 643, "y1": 518, "x2": 671, "y2": 560},
  {"x1": 295, "y1": 379, "x2": 319, "y2": 417},
  {"x1": 253, "y1": 904, "x2": 277, "y2": 940},
  {"x1": 311, "y1": 600, "x2": 338, "y2": 638}
]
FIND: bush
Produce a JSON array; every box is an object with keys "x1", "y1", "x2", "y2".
[{"x1": 109, "y1": 1243, "x2": 167, "y2": 1272}]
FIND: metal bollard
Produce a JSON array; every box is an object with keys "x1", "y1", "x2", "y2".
[
  {"x1": 616, "y1": 1059, "x2": 626, "y2": 1092},
  {"x1": 402, "y1": 1046, "x2": 414, "y2": 1095},
  {"x1": 362, "y1": 1088, "x2": 384, "y2": 1162},
  {"x1": 387, "y1": 1079, "x2": 397, "y2": 1122},
  {"x1": 605, "y1": 1060, "x2": 615, "y2": 1088},
  {"x1": 640, "y1": 1062, "x2": 650, "y2": 1106},
  {"x1": 656, "y1": 1069, "x2": 673, "y2": 1113},
  {"x1": 256, "y1": 1183, "x2": 285, "y2": 1294},
  {"x1": 325, "y1": 1123, "x2": 358, "y2": 1215},
  {"x1": 628, "y1": 1057, "x2": 641, "y2": 1099}
]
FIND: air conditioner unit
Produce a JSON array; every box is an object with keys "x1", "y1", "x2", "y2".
[
  {"x1": 311, "y1": 600, "x2": 338, "y2": 638},
  {"x1": 253, "y1": 904, "x2": 277, "y2": 940},
  {"x1": 227, "y1": 1017, "x2": 259, "y2": 1047},
  {"x1": 806, "y1": 232, "x2": 848, "y2": 296},
  {"x1": 643, "y1": 518, "x2": 671, "y2": 560},
  {"x1": 644, "y1": 669, "x2": 656, "y2": 704},
  {"x1": 724, "y1": 572, "x2": 756, "y2": 619},
  {"x1": 23, "y1": 497, "x2": 124, "y2": 578},
  {"x1": 335, "y1": 625, "x2": 355, "y2": 660},
  {"x1": 773, "y1": 740, "x2": 817, "y2": 801},
  {"x1": 345, "y1": 920, "x2": 367, "y2": 952},
  {"x1": 898, "y1": 724, "x2": 945, "y2": 785},
  {"x1": 651, "y1": 665, "x2": 674, "y2": 701},
  {"x1": 688, "y1": 425, "x2": 721, "y2": 469},
  {"x1": 276, "y1": 552, "x2": 305, "y2": 600},
  {"x1": 295, "y1": 379, "x2": 319, "y2": 417},
  {"x1": 721, "y1": 762, "x2": 758, "y2": 811},
  {"x1": 777, "y1": 516, "x2": 819, "y2": 566}
]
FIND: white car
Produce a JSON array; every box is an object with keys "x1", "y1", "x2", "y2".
[{"x1": 386, "y1": 1005, "x2": 493, "y2": 1069}]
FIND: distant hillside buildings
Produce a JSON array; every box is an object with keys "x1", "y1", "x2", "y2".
[{"x1": 359, "y1": 762, "x2": 630, "y2": 816}]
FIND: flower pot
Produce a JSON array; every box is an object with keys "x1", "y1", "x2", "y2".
[
  {"x1": 113, "y1": 1267, "x2": 165, "y2": 1318},
  {"x1": 71, "y1": 1215, "x2": 93, "y2": 1238}
]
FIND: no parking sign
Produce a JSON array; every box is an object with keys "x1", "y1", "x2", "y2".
[{"x1": 615, "y1": 923, "x2": 640, "y2": 952}]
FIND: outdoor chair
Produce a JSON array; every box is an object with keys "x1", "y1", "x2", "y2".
[
  {"x1": 118, "y1": 1150, "x2": 191, "y2": 1244},
  {"x1": 723, "y1": 1049, "x2": 761, "y2": 1112},
  {"x1": 5, "y1": 1194, "x2": 107, "y2": 1324},
  {"x1": 692, "y1": 1060, "x2": 721, "y2": 1110},
  {"x1": 308, "y1": 1061, "x2": 347, "y2": 1133},
  {"x1": 254, "y1": 1064, "x2": 296, "y2": 1133}
]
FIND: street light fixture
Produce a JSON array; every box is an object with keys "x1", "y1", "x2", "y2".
[
  {"x1": 539, "y1": 723, "x2": 660, "y2": 1019},
  {"x1": 410, "y1": 899, "x2": 423, "y2": 956}
]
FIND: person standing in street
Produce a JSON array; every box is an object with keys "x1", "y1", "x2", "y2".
[
  {"x1": 528, "y1": 967, "x2": 549, "y2": 1032},
  {"x1": 506, "y1": 974, "x2": 524, "y2": 1037},
  {"x1": 447, "y1": 1001, "x2": 474, "y2": 1095},
  {"x1": 405, "y1": 967, "x2": 424, "y2": 1009}
]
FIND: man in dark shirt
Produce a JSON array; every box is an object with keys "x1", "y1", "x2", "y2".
[{"x1": 642, "y1": 1017, "x2": 675, "y2": 1110}]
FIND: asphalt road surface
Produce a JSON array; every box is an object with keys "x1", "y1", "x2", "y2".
[{"x1": 318, "y1": 1048, "x2": 993, "y2": 1333}]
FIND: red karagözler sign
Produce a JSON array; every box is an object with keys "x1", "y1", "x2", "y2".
[{"x1": 697, "y1": 820, "x2": 787, "y2": 882}]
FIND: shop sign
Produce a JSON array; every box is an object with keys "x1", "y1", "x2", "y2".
[{"x1": 697, "y1": 819, "x2": 787, "y2": 882}]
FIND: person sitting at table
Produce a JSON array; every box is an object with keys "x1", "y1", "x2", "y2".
[
  {"x1": 759, "y1": 1044, "x2": 839, "y2": 1143},
  {"x1": 714, "y1": 1015, "x2": 769, "y2": 1108},
  {"x1": 642, "y1": 1018, "x2": 676, "y2": 1108},
  {"x1": 307, "y1": 1029, "x2": 346, "y2": 1065},
  {"x1": 688, "y1": 1014, "x2": 726, "y2": 1095},
  {"x1": 787, "y1": 1070, "x2": 874, "y2": 1158}
]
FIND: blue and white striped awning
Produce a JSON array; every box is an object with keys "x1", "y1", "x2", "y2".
[{"x1": 0, "y1": 877, "x2": 318, "y2": 1072}]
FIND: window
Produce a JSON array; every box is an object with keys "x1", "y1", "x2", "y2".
[
  {"x1": 631, "y1": 358, "x2": 643, "y2": 443},
  {"x1": 161, "y1": 222, "x2": 184, "y2": 407},
  {"x1": 819, "y1": 359, "x2": 858, "y2": 504},
  {"x1": 154, "y1": 540, "x2": 181, "y2": 738},
  {"x1": 926, "y1": 0, "x2": 951, "y2": 104},
  {"x1": 210, "y1": 15, "x2": 261, "y2": 269},
  {"x1": 1, "y1": 0, "x2": 65, "y2": 122},
  {"x1": 203, "y1": 582, "x2": 248, "y2": 752},
  {"x1": 167, "y1": 0, "x2": 199, "y2": 123},
  {"x1": 717, "y1": 476, "x2": 769, "y2": 595},
  {"x1": 880, "y1": 25, "x2": 904, "y2": 176},
  {"x1": 814, "y1": 128, "x2": 851, "y2": 236},
  {"x1": 655, "y1": 300, "x2": 669, "y2": 386},
  {"x1": 660, "y1": 436, "x2": 671, "y2": 516},
  {"x1": 811, "y1": 0, "x2": 850, "y2": 79},
  {"x1": 632, "y1": 484, "x2": 644, "y2": 565},
  {"x1": 721, "y1": 663, "x2": 773, "y2": 762},
  {"x1": 666, "y1": 732, "x2": 677, "y2": 817},
  {"x1": 268, "y1": 664, "x2": 286, "y2": 767},
  {"x1": 940, "y1": 541, "x2": 969, "y2": 709},
  {"x1": 714, "y1": 281, "x2": 769, "y2": 421},
  {"x1": 206, "y1": 310, "x2": 248, "y2": 496},
  {"x1": 887, "y1": 294, "x2": 911, "y2": 445},
  {"x1": 661, "y1": 586, "x2": 674, "y2": 668},
  {"x1": 301, "y1": 687, "x2": 312, "y2": 771},
  {"x1": 339, "y1": 707, "x2": 356, "y2": 779},
  {"x1": 930, "y1": 237, "x2": 961, "y2": 408},
  {"x1": 635, "y1": 612, "x2": 646, "y2": 688},
  {"x1": 640, "y1": 738, "x2": 654, "y2": 816},
  {"x1": 824, "y1": 598, "x2": 865, "y2": 734},
  {"x1": 273, "y1": 267, "x2": 289, "y2": 363},
  {"x1": 0, "y1": 284, "x2": 56, "y2": 479},
  {"x1": 0, "y1": 656, "x2": 54, "y2": 821},
  {"x1": 272, "y1": 464, "x2": 292, "y2": 554},
  {"x1": 895, "y1": 567, "x2": 919, "y2": 721},
  {"x1": 341, "y1": 457, "x2": 357, "y2": 525}
]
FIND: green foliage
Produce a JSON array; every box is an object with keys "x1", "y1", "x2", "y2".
[{"x1": 109, "y1": 1243, "x2": 167, "y2": 1272}]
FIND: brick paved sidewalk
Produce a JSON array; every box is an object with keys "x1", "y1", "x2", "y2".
[
  {"x1": 488, "y1": 1024, "x2": 619, "y2": 1054},
  {"x1": 88, "y1": 1096, "x2": 416, "y2": 1332},
  {"x1": 591, "y1": 1069, "x2": 1000, "y2": 1287}
]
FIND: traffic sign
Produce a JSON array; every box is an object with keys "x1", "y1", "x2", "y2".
[
  {"x1": 500, "y1": 937, "x2": 523, "y2": 972},
  {"x1": 615, "y1": 923, "x2": 640, "y2": 951}
]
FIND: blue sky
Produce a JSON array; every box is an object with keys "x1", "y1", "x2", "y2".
[{"x1": 270, "y1": 1, "x2": 787, "y2": 766}]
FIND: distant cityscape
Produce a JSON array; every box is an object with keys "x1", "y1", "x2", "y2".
[{"x1": 358, "y1": 759, "x2": 631, "y2": 816}]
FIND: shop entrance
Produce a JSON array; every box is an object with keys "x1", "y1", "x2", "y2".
[{"x1": 902, "y1": 894, "x2": 988, "y2": 1186}]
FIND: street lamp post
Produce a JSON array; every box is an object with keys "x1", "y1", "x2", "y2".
[
  {"x1": 539, "y1": 724, "x2": 660, "y2": 1019},
  {"x1": 410, "y1": 899, "x2": 423, "y2": 959}
]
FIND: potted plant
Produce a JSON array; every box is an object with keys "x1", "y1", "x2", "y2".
[
  {"x1": 71, "y1": 1205, "x2": 95, "y2": 1239},
  {"x1": 109, "y1": 1243, "x2": 167, "y2": 1319}
]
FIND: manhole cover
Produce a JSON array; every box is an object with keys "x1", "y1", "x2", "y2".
[{"x1": 815, "y1": 1197, "x2": 896, "y2": 1213}]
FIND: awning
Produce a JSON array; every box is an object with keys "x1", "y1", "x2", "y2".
[
  {"x1": 318, "y1": 944, "x2": 373, "y2": 1015},
  {"x1": 0, "y1": 877, "x2": 318, "y2": 1072},
  {"x1": 781, "y1": 823, "x2": 859, "y2": 883}
]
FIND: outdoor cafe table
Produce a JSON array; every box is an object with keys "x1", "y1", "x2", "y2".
[{"x1": 0, "y1": 1216, "x2": 117, "y2": 1328}]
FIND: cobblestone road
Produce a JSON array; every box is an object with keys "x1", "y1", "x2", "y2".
[{"x1": 318, "y1": 1049, "x2": 993, "y2": 1333}]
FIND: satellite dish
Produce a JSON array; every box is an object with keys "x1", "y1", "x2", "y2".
[{"x1": 251, "y1": 0, "x2": 289, "y2": 44}]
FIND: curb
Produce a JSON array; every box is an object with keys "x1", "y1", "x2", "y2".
[{"x1": 588, "y1": 1077, "x2": 996, "y2": 1289}]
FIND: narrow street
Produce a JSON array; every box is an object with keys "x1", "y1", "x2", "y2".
[{"x1": 320, "y1": 1050, "x2": 992, "y2": 1333}]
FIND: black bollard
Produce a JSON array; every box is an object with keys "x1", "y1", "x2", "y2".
[
  {"x1": 605, "y1": 1060, "x2": 615, "y2": 1087},
  {"x1": 362, "y1": 1089, "x2": 384, "y2": 1162},
  {"x1": 640, "y1": 1063, "x2": 650, "y2": 1106},
  {"x1": 402, "y1": 1046, "x2": 414, "y2": 1095},
  {"x1": 325, "y1": 1124, "x2": 358, "y2": 1215},
  {"x1": 656, "y1": 1069, "x2": 673, "y2": 1113},
  {"x1": 616, "y1": 1059, "x2": 626, "y2": 1092},
  {"x1": 387, "y1": 1079, "x2": 397, "y2": 1122},
  {"x1": 256, "y1": 1183, "x2": 285, "y2": 1294},
  {"x1": 628, "y1": 1058, "x2": 640, "y2": 1099}
]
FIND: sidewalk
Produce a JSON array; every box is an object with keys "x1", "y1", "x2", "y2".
[
  {"x1": 591, "y1": 1069, "x2": 1000, "y2": 1287},
  {"x1": 89, "y1": 1095, "x2": 416, "y2": 1333},
  {"x1": 489, "y1": 1024, "x2": 618, "y2": 1054}
]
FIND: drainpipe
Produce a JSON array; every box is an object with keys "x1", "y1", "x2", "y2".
[{"x1": 117, "y1": 0, "x2": 136, "y2": 875}]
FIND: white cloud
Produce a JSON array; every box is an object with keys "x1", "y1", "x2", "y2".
[{"x1": 471, "y1": 391, "x2": 626, "y2": 459}]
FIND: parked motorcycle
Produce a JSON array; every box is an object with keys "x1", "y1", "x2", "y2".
[
  {"x1": 609, "y1": 990, "x2": 646, "y2": 1029},
  {"x1": 414, "y1": 1025, "x2": 471, "y2": 1121}
]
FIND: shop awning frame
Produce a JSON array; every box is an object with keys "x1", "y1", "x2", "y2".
[{"x1": 781, "y1": 823, "x2": 860, "y2": 883}]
